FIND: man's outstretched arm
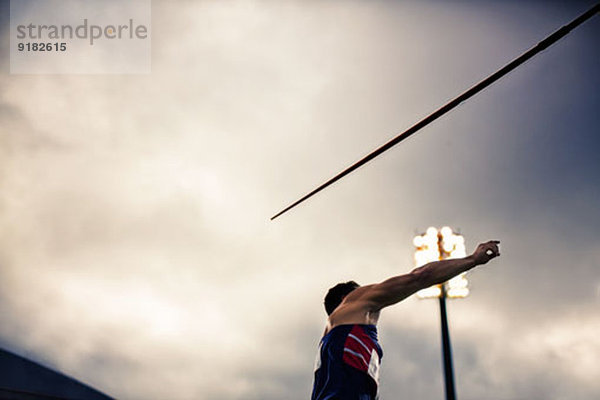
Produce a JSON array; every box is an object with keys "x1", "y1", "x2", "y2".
[{"x1": 357, "y1": 240, "x2": 500, "y2": 310}]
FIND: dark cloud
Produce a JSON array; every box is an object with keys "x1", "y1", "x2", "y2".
[{"x1": 0, "y1": 1, "x2": 598, "y2": 399}]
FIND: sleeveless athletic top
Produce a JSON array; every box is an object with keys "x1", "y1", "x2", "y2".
[{"x1": 311, "y1": 324, "x2": 383, "y2": 400}]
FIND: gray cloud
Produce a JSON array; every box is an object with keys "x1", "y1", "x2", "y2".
[{"x1": 0, "y1": 1, "x2": 598, "y2": 399}]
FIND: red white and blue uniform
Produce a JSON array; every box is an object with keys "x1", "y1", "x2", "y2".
[{"x1": 312, "y1": 324, "x2": 383, "y2": 400}]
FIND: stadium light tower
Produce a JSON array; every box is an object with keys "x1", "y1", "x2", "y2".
[{"x1": 413, "y1": 226, "x2": 468, "y2": 400}]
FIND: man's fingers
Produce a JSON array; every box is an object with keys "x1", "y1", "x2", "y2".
[
  {"x1": 488, "y1": 241, "x2": 500, "y2": 251},
  {"x1": 486, "y1": 246, "x2": 500, "y2": 257},
  {"x1": 475, "y1": 240, "x2": 501, "y2": 262}
]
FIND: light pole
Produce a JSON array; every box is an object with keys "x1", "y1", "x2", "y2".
[{"x1": 413, "y1": 226, "x2": 468, "y2": 400}]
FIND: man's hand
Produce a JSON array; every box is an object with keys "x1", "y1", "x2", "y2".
[{"x1": 471, "y1": 240, "x2": 500, "y2": 265}]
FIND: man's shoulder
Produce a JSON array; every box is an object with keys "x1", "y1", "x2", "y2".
[{"x1": 346, "y1": 284, "x2": 376, "y2": 301}]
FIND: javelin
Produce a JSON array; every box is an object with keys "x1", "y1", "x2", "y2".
[{"x1": 271, "y1": 3, "x2": 599, "y2": 221}]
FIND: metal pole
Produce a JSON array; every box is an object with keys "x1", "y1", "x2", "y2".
[{"x1": 439, "y1": 286, "x2": 457, "y2": 400}]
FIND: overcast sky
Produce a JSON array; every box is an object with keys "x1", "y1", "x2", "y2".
[{"x1": 1, "y1": 1, "x2": 599, "y2": 399}]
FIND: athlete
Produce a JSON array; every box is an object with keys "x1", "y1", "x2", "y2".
[{"x1": 311, "y1": 240, "x2": 500, "y2": 400}]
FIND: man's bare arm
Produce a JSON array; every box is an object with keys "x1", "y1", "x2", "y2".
[{"x1": 358, "y1": 240, "x2": 500, "y2": 310}]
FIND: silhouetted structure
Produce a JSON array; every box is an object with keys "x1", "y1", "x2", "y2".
[{"x1": 0, "y1": 348, "x2": 113, "y2": 400}]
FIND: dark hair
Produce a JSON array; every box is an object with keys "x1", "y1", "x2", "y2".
[{"x1": 324, "y1": 281, "x2": 360, "y2": 315}]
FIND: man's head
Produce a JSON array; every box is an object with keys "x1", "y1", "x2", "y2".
[{"x1": 324, "y1": 281, "x2": 360, "y2": 315}]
